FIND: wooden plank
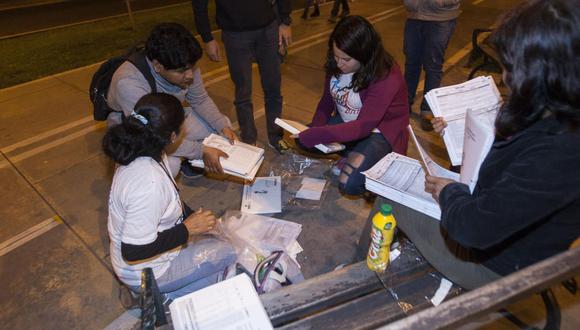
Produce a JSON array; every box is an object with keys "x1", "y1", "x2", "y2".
[
  {"x1": 278, "y1": 272, "x2": 462, "y2": 330},
  {"x1": 261, "y1": 256, "x2": 434, "y2": 327},
  {"x1": 380, "y1": 247, "x2": 580, "y2": 330}
]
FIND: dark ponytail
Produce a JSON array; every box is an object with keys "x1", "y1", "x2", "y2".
[{"x1": 102, "y1": 93, "x2": 185, "y2": 165}]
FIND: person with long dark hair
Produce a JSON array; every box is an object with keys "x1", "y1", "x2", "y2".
[
  {"x1": 370, "y1": 0, "x2": 580, "y2": 289},
  {"x1": 103, "y1": 93, "x2": 235, "y2": 299},
  {"x1": 297, "y1": 16, "x2": 409, "y2": 196}
]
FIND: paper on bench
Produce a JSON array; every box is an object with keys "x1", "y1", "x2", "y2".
[
  {"x1": 170, "y1": 274, "x2": 273, "y2": 330},
  {"x1": 425, "y1": 76, "x2": 501, "y2": 166},
  {"x1": 275, "y1": 118, "x2": 345, "y2": 154}
]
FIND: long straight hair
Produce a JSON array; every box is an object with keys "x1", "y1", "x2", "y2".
[
  {"x1": 492, "y1": 0, "x2": 580, "y2": 137},
  {"x1": 325, "y1": 15, "x2": 394, "y2": 92}
]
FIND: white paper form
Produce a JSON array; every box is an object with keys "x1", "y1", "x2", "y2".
[
  {"x1": 241, "y1": 177, "x2": 282, "y2": 214},
  {"x1": 426, "y1": 76, "x2": 501, "y2": 165},
  {"x1": 363, "y1": 153, "x2": 459, "y2": 220},
  {"x1": 201, "y1": 134, "x2": 264, "y2": 176},
  {"x1": 170, "y1": 274, "x2": 273, "y2": 330},
  {"x1": 231, "y1": 213, "x2": 302, "y2": 254},
  {"x1": 296, "y1": 177, "x2": 326, "y2": 200},
  {"x1": 459, "y1": 109, "x2": 495, "y2": 193},
  {"x1": 275, "y1": 118, "x2": 345, "y2": 153}
]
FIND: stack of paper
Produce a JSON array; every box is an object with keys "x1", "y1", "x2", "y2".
[
  {"x1": 170, "y1": 274, "x2": 273, "y2": 330},
  {"x1": 275, "y1": 118, "x2": 345, "y2": 154},
  {"x1": 363, "y1": 153, "x2": 459, "y2": 220},
  {"x1": 241, "y1": 177, "x2": 282, "y2": 214},
  {"x1": 190, "y1": 134, "x2": 264, "y2": 180},
  {"x1": 425, "y1": 76, "x2": 501, "y2": 166}
]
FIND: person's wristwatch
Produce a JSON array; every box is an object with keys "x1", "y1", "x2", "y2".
[{"x1": 280, "y1": 16, "x2": 292, "y2": 26}]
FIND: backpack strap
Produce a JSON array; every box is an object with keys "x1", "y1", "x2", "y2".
[{"x1": 127, "y1": 49, "x2": 157, "y2": 93}]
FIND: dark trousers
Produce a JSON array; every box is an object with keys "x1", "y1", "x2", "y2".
[
  {"x1": 330, "y1": 0, "x2": 350, "y2": 17},
  {"x1": 222, "y1": 20, "x2": 283, "y2": 145},
  {"x1": 403, "y1": 18, "x2": 456, "y2": 113},
  {"x1": 357, "y1": 198, "x2": 502, "y2": 290},
  {"x1": 297, "y1": 116, "x2": 392, "y2": 196}
]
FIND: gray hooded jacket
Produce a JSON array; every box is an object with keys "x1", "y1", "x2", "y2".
[{"x1": 403, "y1": 0, "x2": 461, "y2": 21}]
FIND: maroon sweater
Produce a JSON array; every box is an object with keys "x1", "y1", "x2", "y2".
[{"x1": 298, "y1": 65, "x2": 409, "y2": 154}]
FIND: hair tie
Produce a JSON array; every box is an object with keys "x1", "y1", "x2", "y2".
[{"x1": 131, "y1": 112, "x2": 149, "y2": 125}]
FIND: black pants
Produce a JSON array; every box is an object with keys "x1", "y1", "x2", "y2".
[{"x1": 222, "y1": 20, "x2": 283, "y2": 145}]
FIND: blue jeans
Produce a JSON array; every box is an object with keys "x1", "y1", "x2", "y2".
[
  {"x1": 222, "y1": 20, "x2": 283, "y2": 145},
  {"x1": 403, "y1": 19, "x2": 456, "y2": 113},
  {"x1": 129, "y1": 238, "x2": 236, "y2": 300},
  {"x1": 297, "y1": 116, "x2": 393, "y2": 196}
]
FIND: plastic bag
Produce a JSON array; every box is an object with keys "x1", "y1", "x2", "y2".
[{"x1": 269, "y1": 153, "x2": 335, "y2": 210}]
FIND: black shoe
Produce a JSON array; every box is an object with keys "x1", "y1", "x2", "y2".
[
  {"x1": 301, "y1": 11, "x2": 308, "y2": 20},
  {"x1": 339, "y1": 10, "x2": 350, "y2": 18},
  {"x1": 268, "y1": 139, "x2": 291, "y2": 154},
  {"x1": 328, "y1": 15, "x2": 337, "y2": 23},
  {"x1": 311, "y1": 7, "x2": 320, "y2": 17},
  {"x1": 180, "y1": 160, "x2": 204, "y2": 179}
]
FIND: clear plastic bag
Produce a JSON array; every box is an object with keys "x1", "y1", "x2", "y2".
[
  {"x1": 269, "y1": 153, "x2": 335, "y2": 210},
  {"x1": 214, "y1": 210, "x2": 304, "y2": 292}
]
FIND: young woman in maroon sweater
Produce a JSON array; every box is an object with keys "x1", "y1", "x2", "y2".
[{"x1": 298, "y1": 15, "x2": 409, "y2": 196}]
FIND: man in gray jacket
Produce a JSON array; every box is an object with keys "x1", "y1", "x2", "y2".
[
  {"x1": 107, "y1": 23, "x2": 237, "y2": 177},
  {"x1": 402, "y1": 0, "x2": 461, "y2": 130}
]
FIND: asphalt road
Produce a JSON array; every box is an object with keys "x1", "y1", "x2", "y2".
[{"x1": 0, "y1": 0, "x2": 188, "y2": 37}]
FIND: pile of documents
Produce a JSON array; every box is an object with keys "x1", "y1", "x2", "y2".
[
  {"x1": 190, "y1": 134, "x2": 264, "y2": 180},
  {"x1": 363, "y1": 152, "x2": 453, "y2": 220},
  {"x1": 275, "y1": 117, "x2": 345, "y2": 153},
  {"x1": 425, "y1": 76, "x2": 501, "y2": 166},
  {"x1": 170, "y1": 274, "x2": 273, "y2": 330}
]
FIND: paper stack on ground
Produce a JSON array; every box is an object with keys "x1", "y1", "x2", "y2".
[
  {"x1": 170, "y1": 274, "x2": 273, "y2": 330},
  {"x1": 363, "y1": 153, "x2": 459, "y2": 220},
  {"x1": 190, "y1": 134, "x2": 264, "y2": 180},
  {"x1": 241, "y1": 176, "x2": 282, "y2": 214},
  {"x1": 425, "y1": 76, "x2": 501, "y2": 166},
  {"x1": 275, "y1": 117, "x2": 345, "y2": 153}
]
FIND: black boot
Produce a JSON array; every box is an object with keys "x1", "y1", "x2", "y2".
[{"x1": 301, "y1": 9, "x2": 308, "y2": 20}]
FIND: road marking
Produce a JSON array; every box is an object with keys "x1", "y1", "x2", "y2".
[
  {"x1": 473, "y1": 0, "x2": 486, "y2": 5},
  {"x1": 9, "y1": 122, "x2": 106, "y2": 164},
  {"x1": 0, "y1": 216, "x2": 61, "y2": 257}
]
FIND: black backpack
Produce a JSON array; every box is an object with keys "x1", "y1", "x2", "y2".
[{"x1": 89, "y1": 48, "x2": 157, "y2": 121}]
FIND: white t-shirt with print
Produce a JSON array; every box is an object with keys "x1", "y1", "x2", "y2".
[
  {"x1": 330, "y1": 73, "x2": 363, "y2": 122},
  {"x1": 108, "y1": 155, "x2": 183, "y2": 287}
]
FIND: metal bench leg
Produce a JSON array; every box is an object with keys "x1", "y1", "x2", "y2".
[{"x1": 541, "y1": 289, "x2": 561, "y2": 330}]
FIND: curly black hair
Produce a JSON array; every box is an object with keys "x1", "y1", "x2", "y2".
[
  {"x1": 492, "y1": 0, "x2": 580, "y2": 137},
  {"x1": 102, "y1": 93, "x2": 185, "y2": 165},
  {"x1": 145, "y1": 23, "x2": 203, "y2": 70},
  {"x1": 325, "y1": 15, "x2": 394, "y2": 92}
]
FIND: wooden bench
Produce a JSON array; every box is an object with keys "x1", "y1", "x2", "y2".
[{"x1": 468, "y1": 28, "x2": 502, "y2": 80}]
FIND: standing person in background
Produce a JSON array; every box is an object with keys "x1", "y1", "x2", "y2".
[
  {"x1": 328, "y1": 0, "x2": 350, "y2": 23},
  {"x1": 297, "y1": 16, "x2": 409, "y2": 197},
  {"x1": 192, "y1": 0, "x2": 293, "y2": 153},
  {"x1": 302, "y1": 0, "x2": 321, "y2": 20},
  {"x1": 402, "y1": 0, "x2": 460, "y2": 131}
]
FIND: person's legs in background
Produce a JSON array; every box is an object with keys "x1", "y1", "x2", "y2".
[
  {"x1": 403, "y1": 19, "x2": 424, "y2": 115},
  {"x1": 418, "y1": 19, "x2": 457, "y2": 130},
  {"x1": 222, "y1": 30, "x2": 257, "y2": 145},
  {"x1": 255, "y1": 21, "x2": 285, "y2": 149}
]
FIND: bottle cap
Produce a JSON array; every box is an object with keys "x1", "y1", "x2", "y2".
[{"x1": 380, "y1": 204, "x2": 392, "y2": 215}]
